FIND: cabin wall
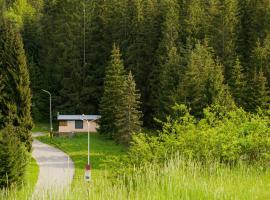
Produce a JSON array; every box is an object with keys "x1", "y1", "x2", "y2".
[{"x1": 58, "y1": 120, "x2": 99, "y2": 133}]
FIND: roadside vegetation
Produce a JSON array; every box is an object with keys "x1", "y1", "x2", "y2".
[
  {"x1": 37, "y1": 129, "x2": 269, "y2": 200},
  {"x1": 38, "y1": 133, "x2": 127, "y2": 185},
  {"x1": 0, "y1": 158, "x2": 39, "y2": 200}
]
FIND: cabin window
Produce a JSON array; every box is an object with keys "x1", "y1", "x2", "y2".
[
  {"x1": 75, "y1": 120, "x2": 83, "y2": 129},
  {"x1": 59, "y1": 121, "x2": 68, "y2": 126}
]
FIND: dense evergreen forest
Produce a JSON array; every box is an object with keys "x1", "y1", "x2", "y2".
[
  {"x1": 0, "y1": 0, "x2": 270, "y2": 195},
  {"x1": 1, "y1": 0, "x2": 270, "y2": 128}
]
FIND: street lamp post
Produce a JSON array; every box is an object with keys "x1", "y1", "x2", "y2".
[
  {"x1": 41, "y1": 89, "x2": 53, "y2": 136},
  {"x1": 82, "y1": 114, "x2": 91, "y2": 181}
]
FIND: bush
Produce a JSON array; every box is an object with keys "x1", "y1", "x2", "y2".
[
  {"x1": 0, "y1": 126, "x2": 29, "y2": 188},
  {"x1": 128, "y1": 104, "x2": 270, "y2": 166},
  {"x1": 15, "y1": 127, "x2": 32, "y2": 152}
]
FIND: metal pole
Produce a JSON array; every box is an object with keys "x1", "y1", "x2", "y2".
[
  {"x1": 83, "y1": 1, "x2": 86, "y2": 68},
  {"x1": 87, "y1": 120, "x2": 90, "y2": 165},
  {"x1": 49, "y1": 93, "x2": 52, "y2": 133},
  {"x1": 41, "y1": 89, "x2": 53, "y2": 134}
]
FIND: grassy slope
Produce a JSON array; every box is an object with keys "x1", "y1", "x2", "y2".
[{"x1": 38, "y1": 133, "x2": 270, "y2": 200}]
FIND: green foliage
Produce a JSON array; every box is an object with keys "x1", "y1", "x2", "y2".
[
  {"x1": 36, "y1": 130, "x2": 270, "y2": 200},
  {"x1": 247, "y1": 68, "x2": 270, "y2": 111},
  {"x1": 4, "y1": 0, "x2": 36, "y2": 28},
  {"x1": 183, "y1": 42, "x2": 231, "y2": 117},
  {"x1": 0, "y1": 126, "x2": 29, "y2": 188},
  {"x1": 99, "y1": 45, "x2": 126, "y2": 138},
  {"x1": 252, "y1": 33, "x2": 270, "y2": 86},
  {"x1": 125, "y1": 0, "x2": 162, "y2": 126},
  {"x1": 115, "y1": 71, "x2": 143, "y2": 145},
  {"x1": 0, "y1": 157, "x2": 38, "y2": 200},
  {"x1": 128, "y1": 104, "x2": 270, "y2": 166},
  {"x1": 207, "y1": 0, "x2": 239, "y2": 80},
  {"x1": 0, "y1": 17, "x2": 32, "y2": 131},
  {"x1": 2, "y1": 0, "x2": 270, "y2": 128},
  {"x1": 150, "y1": 0, "x2": 181, "y2": 122},
  {"x1": 80, "y1": 0, "x2": 110, "y2": 115},
  {"x1": 229, "y1": 57, "x2": 246, "y2": 107},
  {"x1": 40, "y1": 0, "x2": 85, "y2": 115},
  {"x1": 237, "y1": 0, "x2": 270, "y2": 66}
]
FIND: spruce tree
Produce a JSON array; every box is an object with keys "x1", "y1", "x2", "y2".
[
  {"x1": 207, "y1": 0, "x2": 239, "y2": 81},
  {"x1": 150, "y1": 0, "x2": 181, "y2": 123},
  {"x1": 0, "y1": 126, "x2": 29, "y2": 188},
  {"x1": 237, "y1": 0, "x2": 270, "y2": 67},
  {"x1": 185, "y1": 0, "x2": 208, "y2": 45},
  {"x1": 81, "y1": 0, "x2": 111, "y2": 115},
  {"x1": 184, "y1": 42, "x2": 229, "y2": 117},
  {"x1": 0, "y1": 17, "x2": 32, "y2": 130},
  {"x1": 39, "y1": 0, "x2": 85, "y2": 115},
  {"x1": 252, "y1": 34, "x2": 270, "y2": 86},
  {"x1": 229, "y1": 57, "x2": 246, "y2": 107},
  {"x1": 99, "y1": 45, "x2": 126, "y2": 138},
  {"x1": 125, "y1": 0, "x2": 162, "y2": 126},
  {"x1": 248, "y1": 68, "x2": 270, "y2": 111},
  {"x1": 0, "y1": 16, "x2": 32, "y2": 151},
  {"x1": 115, "y1": 71, "x2": 143, "y2": 145}
]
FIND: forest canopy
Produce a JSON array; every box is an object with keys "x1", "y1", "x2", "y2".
[{"x1": 1, "y1": 0, "x2": 270, "y2": 128}]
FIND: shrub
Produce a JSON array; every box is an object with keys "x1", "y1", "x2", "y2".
[
  {"x1": 15, "y1": 127, "x2": 32, "y2": 152},
  {"x1": 0, "y1": 126, "x2": 29, "y2": 188},
  {"x1": 128, "y1": 104, "x2": 270, "y2": 166}
]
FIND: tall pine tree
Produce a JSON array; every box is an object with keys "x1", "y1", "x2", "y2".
[
  {"x1": 81, "y1": 0, "x2": 111, "y2": 114},
  {"x1": 183, "y1": 42, "x2": 230, "y2": 116},
  {"x1": 115, "y1": 71, "x2": 143, "y2": 145},
  {"x1": 0, "y1": 16, "x2": 32, "y2": 130},
  {"x1": 247, "y1": 67, "x2": 270, "y2": 111},
  {"x1": 207, "y1": 0, "x2": 239, "y2": 81},
  {"x1": 99, "y1": 45, "x2": 126, "y2": 138},
  {"x1": 126, "y1": 0, "x2": 162, "y2": 126},
  {"x1": 229, "y1": 57, "x2": 246, "y2": 107},
  {"x1": 150, "y1": 0, "x2": 181, "y2": 123}
]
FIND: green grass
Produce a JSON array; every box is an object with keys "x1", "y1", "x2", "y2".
[
  {"x1": 38, "y1": 133, "x2": 127, "y2": 185},
  {"x1": 24, "y1": 157, "x2": 39, "y2": 189},
  {"x1": 0, "y1": 157, "x2": 39, "y2": 200},
  {"x1": 31, "y1": 122, "x2": 50, "y2": 133},
  {"x1": 31, "y1": 122, "x2": 57, "y2": 133},
  {"x1": 36, "y1": 133, "x2": 270, "y2": 200}
]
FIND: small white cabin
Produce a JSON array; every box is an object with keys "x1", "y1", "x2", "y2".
[{"x1": 57, "y1": 115, "x2": 101, "y2": 134}]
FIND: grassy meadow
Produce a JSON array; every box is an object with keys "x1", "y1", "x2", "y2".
[
  {"x1": 37, "y1": 133, "x2": 270, "y2": 200},
  {"x1": 38, "y1": 133, "x2": 127, "y2": 186}
]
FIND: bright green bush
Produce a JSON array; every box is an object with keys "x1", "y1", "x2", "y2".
[{"x1": 128, "y1": 105, "x2": 270, "y2": 166}]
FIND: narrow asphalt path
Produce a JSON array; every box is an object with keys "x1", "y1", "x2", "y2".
[{"x1": 32, "y1": 137, "x2": 74, "y2": 196}]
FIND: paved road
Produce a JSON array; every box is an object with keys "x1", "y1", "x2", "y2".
[{"x1": 32, "y1": 139, "x2": 74, "y2": 196}]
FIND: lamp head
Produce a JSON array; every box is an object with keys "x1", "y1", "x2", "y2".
[{"x1": 81, "y1": 114, "x2": 85, "y2": 121}]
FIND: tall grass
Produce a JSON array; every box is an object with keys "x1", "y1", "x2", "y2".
[
  {"x1": 3, "y1": 156, "x2": 268, "y2": 200},
  {"x1": 68, "y1": 157, "x2": 270, "y2": 200}
]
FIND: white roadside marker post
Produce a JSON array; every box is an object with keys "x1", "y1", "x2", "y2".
[{"x1": 82, "y1": 114, "x2": 91, "y2": 182}]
